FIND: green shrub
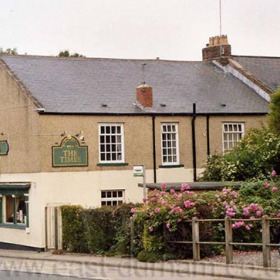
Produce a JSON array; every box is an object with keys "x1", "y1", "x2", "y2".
[
  {"x1": 84, "y1": 206, "x2": 116, "y2": 254},
  {"x1": 61, "y1": 203, "x2": 139, "y2": 255},
  {"x1": 143, "y1": 226, "x2": 164, "y2": 252},
  {"x1": 268, "y1": 88, "x2": 280, "y2": 135},
  {"x1": 202, "y1": 128, "x2": 280, "y2": 181},
  {"x1": 137, "y1": 250, "x2": 164, "y2": 262},
  {"x1": 60, "y1": 205, "x2": 89, "y2": 253}
]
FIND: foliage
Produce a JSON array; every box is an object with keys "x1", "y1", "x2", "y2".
[
  {"x1": 132, "y1": 175, "x2": 280, "y2": 260},
  {"x1": 62, "y1": 175, "x2": 280, "y2": 262},
  {"x1": 0, "y1": 48, "x2": 18, "y2": 55},
  {"x1": 268, "y1": 87, "x2": 280, "y2": 135},
  {"x1": 202, "y1": 128, "x2": 280, "y2": 181},
  {"x1": 58, "y1": 50, "x2": 85, "y2": 57},
  {"x1": 60, "y1": 205, "x2": 88, "y2": 253},
  {"x1": 61, "y1": 203, "x2": 138, "y2": 255},
  {"x1": 137, "y1": 250, "x2": 164, "y2": 262},
  {"x1": 84, "y1": 206, "x2": 116, "y2": 254},
  {"x1": 136, "y1": 250, "x2": 177, "y2": 262}
]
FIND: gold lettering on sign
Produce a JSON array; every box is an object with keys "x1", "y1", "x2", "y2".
[{"x1": 60, "y1": 150, "x2": 82, "y2": 163}]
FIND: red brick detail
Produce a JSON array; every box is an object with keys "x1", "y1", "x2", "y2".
[{"x1": 136, "y1": 84, "x2": 153, "y2": 107}]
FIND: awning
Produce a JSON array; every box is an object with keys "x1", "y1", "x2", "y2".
[{"x1": 0, "y1": 183, "x2": 31, "y2": 195}]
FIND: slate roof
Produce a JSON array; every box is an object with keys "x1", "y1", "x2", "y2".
[
  {"x1": 233, "y1": 56, "x2": 280, "y2": 92},
  {"x1": 0, "y1": 55, "x2": 269, "y2": 115}
]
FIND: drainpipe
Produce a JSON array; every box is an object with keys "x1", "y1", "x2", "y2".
[
  {"x1": 152, "y1": 115, "x2": 157, "y2": 183},
  {"x1": 206, "y1": 115, "x2": 210, "y2": 156},
  {"x1": 192, "y1": 103, "x2": 197, "y2": 182}
]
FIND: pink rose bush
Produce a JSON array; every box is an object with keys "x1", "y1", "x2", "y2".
[{"x1": 132, "y1": 172, "x2": 280, "y2": 236}]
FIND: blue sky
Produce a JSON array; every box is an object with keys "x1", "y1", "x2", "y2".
[{"x1": 0, "y1": 0, "x2": 279, "y2": 60}]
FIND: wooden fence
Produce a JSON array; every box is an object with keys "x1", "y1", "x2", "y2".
[{"x1": 168, "y1": 215, "x2": 280, "y2": 268}]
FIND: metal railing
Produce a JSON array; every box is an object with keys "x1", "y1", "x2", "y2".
[{"x1": 168, "y1": 215, "x2": 280, "y2": 268}]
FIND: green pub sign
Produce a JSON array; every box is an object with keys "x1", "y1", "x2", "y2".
[
  {"x1": 52, "y1": 136, "x2": 88, "y2": 167},
  {"x1": 0, "y1": 141, "x2": 9, "y2": 156}
]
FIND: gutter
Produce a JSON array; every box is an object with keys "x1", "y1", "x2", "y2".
[
  {"x1": 152, "y1": 115, "x2": 157, "y2": 183},
  {"x1": 206, "y1": 115, "x2": 210, "y2": 156},
  {"x1": 192, "y1": 103, "x2": 197, "y2": 182},
  {"x1": 38, "y1": 111, "x2": 268, "y2": 116}
]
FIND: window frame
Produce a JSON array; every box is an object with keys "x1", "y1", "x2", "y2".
[
  {"x1": 101, "y1": 189, "x2": 125, "y2": 206},
  {"x1": 98, "y1": 123, "x2": 125, "y2": 164},
  {"x1": 0, "y1": 184, "x2": 29, "y2": 229},
  {"x1": 161, "y1": 123, "x2": 180, "y2": 166},
  {"x1": 222, "y1": 122, "x2": 245, "y2": 154}
]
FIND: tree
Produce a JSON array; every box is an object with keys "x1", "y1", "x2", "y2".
[
  {"x1": 0, "y1": 48, "x2": 18, "y2": 55},
  {"x1": 268, "y1": 87, "x2": 280, "y2": 135},
  {"x1": 58, "y1": 50, "x2": 70, "y2": 57},
  {"x1": 58, "y1": 50, "x2": 85, "y2": 58}
]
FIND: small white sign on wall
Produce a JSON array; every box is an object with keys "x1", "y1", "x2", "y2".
[{"x1": 133, "y1": 165, "x2": 144, "y2": 177}]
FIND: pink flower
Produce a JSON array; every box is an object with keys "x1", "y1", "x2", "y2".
[
  {"x1": 232, "y1": 221, "x2": 244, "y2": 229},
  {"x1": 170, "y1": 188, "x2": 175, "y2": 194},
  {"x1": 250, "y1": 216, "x2": 256, "y2": 220},
  {"x1": 131, "y1": 208, "x2": 136, "y2": 214},
  {"x1": 256, "y1": 210, "x2": 262, "y2": 217},
  {"x1": 272, "y1": 187, "x2": 278, "y2": 192},
  {"x1": 160, "y1": 191, "x2": 166, "y2": 196},
  {"x1": 142, "y1": 197, "x2": 146, "y2": 203},
  {"x1": 177, "y1": 194, "x2": 183, "y2": 201},
  {"x1": 245, "y1": 225, "x2": 251, "y2": 231},
  {"x1": 264, "y1": 182, "x2": 270, "y2": 189},
  {"x1": 272, "y1": 170, "x2": 277, "y2": 177},
  {"x1": 166, "y1": 223, "x2": 170, "y2": 229},
  {"x1": 222, "y1": 188, "x2": 231, "y2": 196},
  {"x1": 226, "y1": 209, "x2": 235, "y2": 217},
  {"x1": 277, "y1": 213, "x2": 280, "y2": 218},
  {"x1": 184, "y1": 200, "x2": 195, "y2": 209},
  {"x1": 250, "y1": 203, "x2": 258, "y2": 212},
  {"x1": 148, "y1": 226, "x2": 153, "y2": 232},
  {"x1": 149, "y1": 212, "x2": 154, "y2": 216},
  {"x1": 150, "y1": 197, "x2": 158, "y2": 202},
  {"x1": 243, "y1": 208, "x2": 250, "y2": 216},
  {"x1": 161, "y1": 200, "x2": 167, "y2": 206},
  {"x1": 155, "y1": 207, "x2": 160, "y2": 214},
  {"x1": 161, "y1": 183, "x2": 167, "y2": 190},
  {"x1": 232, "y1": 191, "x2": 239, "y2": 198},
  {"x1": 181, "y1": 184, "x2": 190, "y2": 191}
]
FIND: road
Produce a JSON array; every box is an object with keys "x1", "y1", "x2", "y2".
[
  {"x1": 0, "y1": 257, "x2": 247, "y2": 280},
  {"x1": 0, "y1": 270, "x2": 245, "y2": 280}
]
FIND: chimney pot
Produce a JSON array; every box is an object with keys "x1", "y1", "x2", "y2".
[{"x1": 202, "y1": 35, "x2": 231, "y2": 61}]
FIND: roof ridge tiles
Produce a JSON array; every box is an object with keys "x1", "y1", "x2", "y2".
[
  {"x1": 233, "y1": 55, "x2": 280, "y2": 60},
  {"x1": 0, "y1": 54, "x2": 204, "y2": 63}
]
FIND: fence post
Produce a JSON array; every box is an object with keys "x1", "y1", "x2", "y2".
[
  {"x1": 192, "y1": 217, "x2": 200, "y2": 261},
  {"x1": 225, "y1": 216, "x2": 233, "y2": 264},
  {"x1": 262, "y1": 215, "x2": 271, "y2": 267}
]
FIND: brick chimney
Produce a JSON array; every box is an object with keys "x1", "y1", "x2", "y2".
[
  {"x1": 202, "y1": 35, "x2": 231, "y2": 62},
  {"x1": 136, "y1": 83, "x2": 153, "y2": 108}
]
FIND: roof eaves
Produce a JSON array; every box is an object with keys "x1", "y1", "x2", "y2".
[{"x1": 39, "y1": 111, "x2": 268, "y2": 116}]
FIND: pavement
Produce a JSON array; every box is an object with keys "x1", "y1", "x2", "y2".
[{"x1": 0, "y1": 249, "x2": 279, "y2": 280}]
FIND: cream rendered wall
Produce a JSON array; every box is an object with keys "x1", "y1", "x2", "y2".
[{"x1": 0, "y1": 168, "x2": 154, "y2": 248}]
